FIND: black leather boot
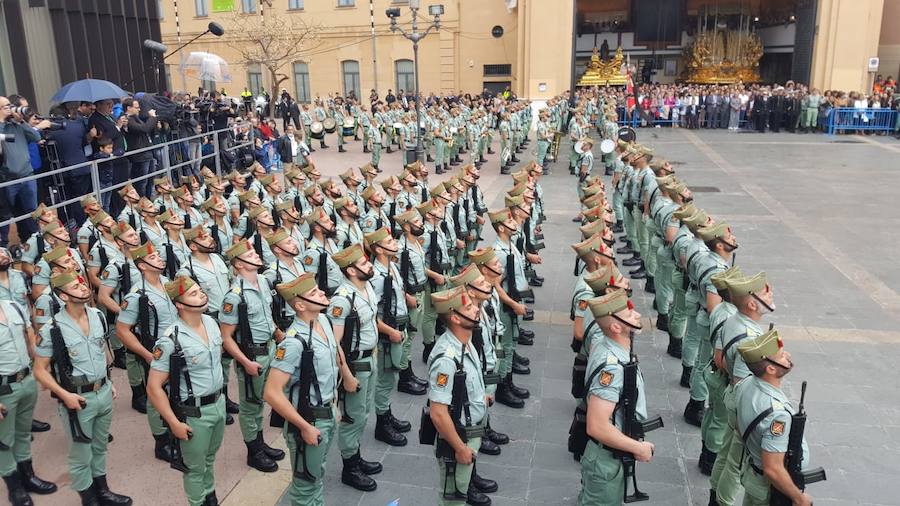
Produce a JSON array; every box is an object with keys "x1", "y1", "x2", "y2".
[
  {"x1": 357, "y1": 451, "x2": 383, "y2": 475},
  {"x1": 506, "y1": 373, "x2": 530, "y2": 399},
  {"x1": 153, "y1": 433, "x2": 174, "y2": 463},
  {"x1": 684, "y1": 398, "x2": 705, "y2": 427},
  {"x1": 92, "y1": 475, "x2": 132, "y2": 505},
  {"x1": 112, "y1": 347, "x2": 127, "y2": 369},
  {"x1": 258, "y1": 432, "x2": 285, "y2": 461},
  {"x1": 131, "y1": 385, "x2": 147, "y2": 414},
  {"x1": 78, "y1": 486, "x2": 100, "y2": 506},
  {"x1": 612, "y1": 221, "x2": 624, "y2": 233},
  {"x1": 487, "y1": 148, "x2": 495, "y2": 154},
  {"x1": 519, "y1": 328, "x2": 534, "y2": 341},
  {"x1": 224, "y1": 385, "x2": 240, "y2": 414},
  {"x1": 387, "y1": 409, "x2": 411, "y2": 433},
  {"x1": 495, "y1": 381, "x2": 524, "y2": 409},
  {"x1": 320, "y1": 141, "x2": 328, "y2": 149},
  {"x1": 408, "y1": 362, "x2": 428, "y2": 386},
  {"x1": 374, "y1": 413, "x2": 407, "y2": 446},
  {"x1": 3, "y1": 472, "x2": 33, "y2": 506},
  {"x1": 645, "y1": 276, "x2": 656, "y2": 293},
  {"x1": 629, "y1": 266, "x2": 647, "y2": 279},
  {"x1": 338, "y1": 145, "x2": 346, "y2": 153},
  {"x1": 245, "y1": 436, "x2": 278, "y2": 472},
  {"x1": 204, "y1": 491, "x2": 219, "y2": 506},
  {"x1": 485, "y1": 423, "x2": 509, "y2": 445},
  {"x1": 513, "y1": 352, "x2": 530, "y2": 367},
  {"x1": 708, "y1": 489, "x2": 720, "y2": 506},
  {"x1": 29, "y1": 420, "x2": 50, "y2": 433},
  {"x1": 656, "y1": 313, "x2": 669, "y2": 332},
  {"x1": 511, "y1": 359, "x2": 530, "y2": 375},
  {"x1": 16, "y1": 460, "x2": 56, "y2": 495},
  {"x1": 466, "y1": 488, "x2": 491, "y2": 506},
  {"x1": 667, "y1": 337, "x2": 683, "y2": 359},
  {"x1": 479, "y1": 438, "x2": 500, "y2": 455},
  {"x1": 511, "y1": 155, "x2": 520, "y2": 163},
  {"x1": 523, "y1": 308, "x2": 534, "y2": 321},
  {"x1": 680, "y1": 366, "x2": 693, "y2": 388},
  {"x1": 616, "y1": 244, "x2": 634, "y2": 255},
  {"x1": 517, "y1": 331, "x2": 533, "y2": 346},
  {"x1": 341, "y1": 454, "x2": 377, "y2": 492},
  {"x1": 422, "y1": 341, "x2": 435, "y2": 363},
  {"x1": 470, "y1": 463, "x2": 498, "y2": 493},
  {"x1": 397, "y1": 366, "x2": 427, "y2": 395},
  {"x1": 698, "y1": 444, "x2": 717, "y2": 476},
  {"x1": 622, "y1": 255, "x2": 641, "y2": 267},
  {"x1": 427, "y1": 154, "x2": 434, "y2": 162},
  {"x1": 435, "y1": 164, "x2": 444, "y2": 175}
]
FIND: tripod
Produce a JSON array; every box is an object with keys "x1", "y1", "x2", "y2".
[{"x1": 40, "y1": 140, "x2": 72, "y2": 227}]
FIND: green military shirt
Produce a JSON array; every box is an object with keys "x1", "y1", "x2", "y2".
[
  {"x1": 19, "y1": 232, "x2": 49, "y2": 265},
  {"x1": 398, "y1": 235, "x2": 426, "y2": 292},
  {"x1": 76, "y1": 221, "x2": 97, "y2": 248},
  {"x1": 271, "y1": 315, "x2": 339, "y2": 407},
  {"x1": 219, "y1": 274, "x2": 276, "y2": 345},
  {"x1": 372, "y1": 259, "x2": 408, "y2": 322},
  {"x1": 0, "y1": 269, "x2": 29, "y2": 309},
  {"x1": 36, "y1": 306, "x2": 109, "y2": 383},
  {"x1": 361, "y1": 207, "x2": 390, "y2": 236},
  {"x1": 720, "y1": 313, "x2": 764, "y2": 380},
  {"x1": 327, "y1": 280, "x2": 378, "y2": 352},
  {"x1": 427, "y1": 330, "x2": 486, "y2": 426},
  {"x1": 263, "y1": 257, "x2": 306, "y2": 318},
  {"x1": 117, "y1": 277, "x2": 177, "y2": 342},
  {"x1": 100, "y1": 258, "x2": 143, "y2": 304},
  {"x1": 87, "y1": 236, "x2": 121, "y2": 270},
  {"x1": 584, "y1": 336, "x2": 647, "y2": 429},
  {"x1": 335, "y1": 219, "x2": 363, "y2": 250},
  {"x1": 177, "y1": 254, "x2": 231, "y2": 314},
  {"x1": 151, "y1": 315, "x2": 225, "y2": 399},
  {"x1": 476, "y1": 303, "x2": 498, "y2": 374},
  {"x1": 423, "y1": 222, "x2": 450, "y2": 273},
  {"x1": 204, "y1": 218, "x2": 233, "y2": 254},
  {"x1": 33, "y1": 292, "x2": 64, "y2": 327},
  {"x1": 32, "y1": 248, "x2": 85, "y2": 288},
  {"x1": 0, "y1": 300, "x2": 30, "y2": 374},
  {"x1": 736, "y1": 375, "x2": 809, "y2": 469},
  {"x1": 710, "y1": 301, "x2": 738, "y2": 353},
  {"x1": 493, "y1": 238, "x2": 527, "y2": 297},
  {"x1": 571, "y1": 274, "x2": 593, "y2": 321},
  {"x1": 301, "y1": 237, "x2": 343, "y2": 294}
]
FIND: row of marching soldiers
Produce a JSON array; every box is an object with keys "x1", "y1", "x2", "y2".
[
  {"x1": 566, "y1": 135, "x2": 824, "y2": 505},
  {"x1": 0, "y1": 154, "x2": 549, "y2": 506}
]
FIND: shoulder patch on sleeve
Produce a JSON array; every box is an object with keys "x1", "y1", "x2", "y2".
[
  {"x1": 578, "y1": 300, "x2": 588, "y2": 311},
  {"x1": 120, "y1": 300, "x2": 128, "y2": 310},
  {"x1": 152, "y1": 346, "x2": 163, "y2": 360},
  {"x1": 102, "y1": 270, "x2": 110, "y2": 279},
  {"x1": 600, "y1": 370, "x2": 614, "y2": 386},
  {"x1": 436, "y1": 372, "x2": 449, "y2": 387},
  {"x1": 331, "y1": 306, "x2": 343, "y2": 317},
  {"x1": 274, "y1": 346, "x2": 286, "y2": 360},
  {"x1": 303, "y1": 256, "x2": 314, "y2": 266},
  {"x1": 223, "y1": 303, "x2": 234, "y2": 314},
  {"x1": 770, "y1": 420, "x2": 785, "y2": 436},
  {"x1": 34, "y1": 266, "x2": 41, "y2": 275},
  {"x1": 36, "y1": 308, "x2": 44, "y2": 317}
]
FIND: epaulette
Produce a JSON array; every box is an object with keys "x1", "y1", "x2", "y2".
[
  {"x1": 232, "y1": 286, "x2": 242, "y2": 295},
  {"x1": 772, "y1": 399, "x2": 785, "y2": 411},
  {"x1": 606, "y1": 354, "x2": 619, "y2": 365}
]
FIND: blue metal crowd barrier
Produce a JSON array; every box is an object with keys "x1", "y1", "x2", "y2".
[{"x1": 827, "y1": 108, "x2": 898, "y2": 135}]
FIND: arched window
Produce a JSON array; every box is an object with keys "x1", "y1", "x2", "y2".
[
  {"x1": 341, "y1": 60, "x2": 360, "y2": 99},
  {"x1": 293, "y1": 62, "x2": 310, "y2": 102},
  {"x1": 395, "y1": 59, "x2": 414, "y2": 94}
]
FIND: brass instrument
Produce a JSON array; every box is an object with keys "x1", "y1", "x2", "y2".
[{"x1": 547, "y1": 130, "x2": 563, "y2": 162}]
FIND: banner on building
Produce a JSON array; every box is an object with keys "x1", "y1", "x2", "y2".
[{"x1": 212, "y1": 0, "x2": 234, "y2": 13}]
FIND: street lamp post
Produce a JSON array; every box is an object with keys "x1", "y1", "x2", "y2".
[{"x1": 387, "y1": 1, "x2": 444, "y2": 164}]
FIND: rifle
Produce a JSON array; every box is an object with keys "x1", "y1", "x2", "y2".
[
  {"x1": 236, "y1": 279, "x2": 263, "y2": 404},
  {"x1": 209, "y1": 223, "x2": 222, "y2": 255},
  {"x1": 270, "y1": 261, "x2": 292, "y2": 331},
  {"x1": 338, "y1": 293, "x2": 359, "y2": 424},
  {"x1": 183, "y1": 210, "x2": 192, "y2": 230},
  {"x1": 47, "y1": 294, "x2": 91, "y2": 444},
  {"x1": 770, "y1": 381, "x2": 826, "y2": 506},
  {"x1": 434, "y1": 345, "x2": 472, "y2": 501},
  {"x1": 167, "y1": 327, "x2": 192, "y2": 473},
  {"x1": 378, "y1": 268, "x2": 396, "y2": 371},
  {"x1": 427, "y1": 230, "x2": 441, "y2": 290},
  {"x1": 612, "y1": 338, "x2": 664, "y2": 503},
  {"x1": 163, "y1": 238, "x2": 179, "y2": 279},
  {"x1": 287, "y1": 323, "x2": 323, "y2": 482},
  {"x1": 399, "y1": 246, "x2": 414, "y2": 293},
  {"x1": 504, "y1": 251, "x2": 519, "y2": 314},
  {"x1": 315, "y1": 248, "x2": 332, "y2": 296},
  {"x1": 136, "y1": 278, "x2": 159, "y2": 382}
]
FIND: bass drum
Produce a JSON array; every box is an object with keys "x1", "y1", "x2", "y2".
[
  {"x1": 310, "y1": 121, "x2": 325, "y2": 139},
  {"x1": 323, "y1": 118, "x2": 337, "y2": 133},
  {"x1": 600, "y1": 139, "x2": 616, "y2": 154},
  {"x1": 342, "y1": 118, "x2": 355, "y2": 137},
  {"x1": 617, "y1": 126, "x2": 636, "y2": 143}
]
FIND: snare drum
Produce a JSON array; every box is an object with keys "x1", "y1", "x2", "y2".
[
  {"x1": 323, "y1": 118, "x2": 337, "y2": 133},
  {"x1": 310, "y1": 121, "x2": 325, "y2": 139},
  {"x1": 342, "y1": 118, "x2": 355, "y2": 137}
]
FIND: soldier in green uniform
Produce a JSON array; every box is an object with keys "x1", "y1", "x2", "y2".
[
  {"x1": 710, "y1": 272, "x2": 775, "y2": 506},
  {"x1": 418, "y1": 200, "x2": 451, "y2": 360},
  {"x1": 535, "y1": 110, "x2": 552, "y2": 169},
  {"x1": 219, "y1": 240, "x2": 285, "y2": 472},
  {"x1": 0, "y1": 297, "x2": 57, "y2": 506},
  {"x1": 301, "y1": 208, "x2": 343, "y2": 297},
  {"x1": 115, "y1": 241, "x2": 179, "y2": 462},
  {"x1": 650, "y1": 179, "x2": 688, "y2": 337},
  {"x1": 800, "y1": 89, "x2": 822, "y2": 133},
  {"x1": 328, "y1": 244, "x2": 382, "y2": 492},
  {"x1": 568, "y1": 109, "x2": 585, "y2": 175},
  {"x1": 426, "y1": 286, "x2": 496, "y2": 506},
  {"x1": 735, "y1": 329, "x2": 813, "y2": 506},
  {"x1": 147, "y1": 277, "x2": 226, "y2": 506},
  {"x1": 264, "y1": 273, "x2": 340, "y2": 506},
  {"x1": 30, "y1": 221, "x2": 83, "y2": 300},
  {"x1": 0, "y1": 248, "x2": 29, "y2": 313},
  {"x1": 333, "y1": 198, "x2": 363, "y2": 250},
  {"x1": 367, "y1": 228, "x2": 419, "y2": 449},
  {"x1": 17, "y1": 204, "x2": 58, "y2": 277},
  {"x1": 578, "y1": 289, "x2": 655, "y2": 506},
  {"x1": 394, "y1": 209, "x2": 429, "y2": 392},
  {"x1": 34, "y1": 272, "x2": 132, "y2": 506}
]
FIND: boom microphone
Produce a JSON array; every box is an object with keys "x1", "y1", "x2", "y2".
[
  {"x1": 208, "y1": 22, "x2": 225, "y2": 37},
  {"x1": 143, "y1": 39, "x2": 168, "y2": 54}
]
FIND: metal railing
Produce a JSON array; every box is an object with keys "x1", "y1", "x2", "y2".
[
  {"x1": 0, "y1": 126, "x2": 252, "y2": 230},
  {"x1": 827, "y1": 108, "x2": 899, "y2": 135}
]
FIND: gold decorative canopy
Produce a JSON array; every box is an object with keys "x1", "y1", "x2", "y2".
[
  {"x1": 682, "y1": 27, "x2": 763, "y2": 84},
  {"x1": 577, "y1": 47, "x2": 628, "y2": 87}
]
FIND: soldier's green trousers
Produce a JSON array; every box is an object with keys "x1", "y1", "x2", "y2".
[
  {"x1": 125, "y1": 352, "x2": 144, "y2": 388},
  {"x1": 646, "y1": 224, "x2": 660, "y2": 278},
  {"x1": 181, "y1": 397, "x2": 225, "y2": 506},
  {"x1": 655, "y1": 244, "x2": 675, "y2": 315},
  {"x1": 61, "y1": 381, "x2": 113, "y2": 492},
  {"x1": 0, "y1": 375, "x2": 37, "y2": 476},
  {"x1": 669, "y1": 268, "x2": 688, "y2": 340},
  {"x1": 362, "y1": 125, "x2": 370, "y2": 149},
  {"x1": 622, "y1": 205, "x2": 636, "y2": 247},
  {"x1": 436, "y1": 437, "x2": 481, "y2": 506},
  {"x1": 682, "y1": 288, "x2": 702, "y2": 369},
  {"x1": 536, "y1": 140, "x2": 550, "y2": 166},
  {"x1": 800, "y1": 108, "x2": 818, "y2": 130},
  {"x1": 371, "y1": 143, "x2": 381, "y2": 168},
  {"x1": 500, "y1": 138, "x2": 510, "y2": 166},
  {"x1": 689, "y1": 310, "x2": 711, "y2": 402},
  {"x1": 404, "y1": 292, "x2": 425, "y2": 369},
  {"x1": 612, "y1": 190, "x2": 624, "y2": 227},
  {"x1": 578, "y1": 440, "x2": 624, "y2": 505},
  {"x1": 238, "y1": 343, "x2": 275, "y2": 442},
  {"x1": 375, "y1": 330, "x2": 406, "y2": 415},
  {"x1": 434, "y1": 139, "x2": 446, "y2": 167},
  {"x1": 338, "y1": 354, "x2": 376, "y2": 458},
  {"x1": 569, "y1": 143, "x2": 579, "y2": 171},
  {"x1": 336, "y1": 131, "x2": 344, "y2": 147},
  {"x1": 701, "y1": 365, "x2": 729, "y2": 452},
  {"x1": 740, "y1": 463, "x2": 772, "y2": 506},
  {"x1": 710, "y1": 384, "x2": 743, "y2": 505},
  {"x1": 422, "y1": 283, "x2": 445, "y2": 345},
  {"x1": 498, "y1": 309, "x2": 519, "y2": 377},
  {"x1": 634, "y1": 208, "x2": 650, "y2": 263},
  {"x1": 284, "y1": 416, "x2": 335, "y2": 506}
]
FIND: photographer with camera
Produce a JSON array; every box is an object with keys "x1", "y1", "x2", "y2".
[
  {"x1": 0, "y1": 96, "x2": 53, "y2": 248},
  {"x1": 45, "y1": 101, "x2": 94, "y2": 224},
  {"x1": 122, "y1": 97, "x2": 159, "y2": 198}
]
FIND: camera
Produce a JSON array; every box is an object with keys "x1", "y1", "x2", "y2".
[
  {"x1": 0, "y1": 133, "x2": 15, "y2": 143},
  {"x1": 386, "y1": 7, "x2": 401, "y2": 18},
  {"x1": 10, "y1": 106, "x2": 32, "y2": 117}
]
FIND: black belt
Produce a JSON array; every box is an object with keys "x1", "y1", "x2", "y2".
[
  {"x1": 407, "y1": 282, "x2": 425, "y2": 294},
  {"x1": 359, "y1": 349, "x2": 373, "y2": 359},
  {"x1": 0, "y1": 367, "x2": 30, "y2": 385},
  {"x1": 310, "y1": 401, "x2": 334, "y2": 420},
  {"x1": 246, "y1": 341, "x2": 272, "y2": 357},
  {"x1": 185, "y1": 388, "x2": 223, "y2": 408},
  {"x1": 70, "y1": 378, "x2": 107, "y2": 394}
]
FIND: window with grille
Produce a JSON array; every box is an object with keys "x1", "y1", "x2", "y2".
[
  {"x1": 293, "y1": 62, "x2": 310, "y2": 102},
  {"x1": 289, "y1": 0, "x2": 304, "y2": 9},
  {"x1": 247, "y1": 63, "x2": 264, "y2": 95},
  {"x1": 195, "y1": 0, "x2": 208, "y2": 17},
  {"x1": 342, "y1": 60, "x2": 360, "y2": 98},
  {"x1": 242, "y1": 0, "x2": 257, "y2": 13},
  {"x1": 483, "y1": 64, "x2": 512, "y2": 77},
  {"x1": 395, "y1": 60, "x2": 415, "y2": 94}
]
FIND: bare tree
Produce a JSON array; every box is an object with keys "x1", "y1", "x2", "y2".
[{"x1": 225, "y1": 5, "x2": 321, "y2": 118}]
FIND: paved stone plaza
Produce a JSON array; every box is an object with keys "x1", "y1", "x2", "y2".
[{"x1": 27, "y1": 129, "x2": 900, "y2": 505}]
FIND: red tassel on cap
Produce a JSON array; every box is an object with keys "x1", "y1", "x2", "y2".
[
  {"x1": 76, "y1": 275, "x2": 85, "y2": 285},
  {"x1": 179, "y1": 279, "x2": 186, "y2": 296},
  {"x1": 609, "y1": 275, "x2": 616, "y2": 286},
  {"x1": 777, "y1": 338, "x2": 783, "y2": 349},
  {"x1": 626, "y1": 299, "x2": 634, "y2": 310}
]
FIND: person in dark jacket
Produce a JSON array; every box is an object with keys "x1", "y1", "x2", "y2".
[
  {"x1": 122, "y1": 97, "x2": 159, "y2": 198},
  {"x1": 47, "y1": 101, "x2": 93, "y2": 224},
  {"x1": 89, "y1": 99, "x2": 130, "y2": 217}
]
